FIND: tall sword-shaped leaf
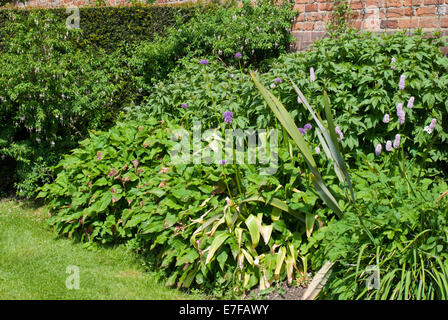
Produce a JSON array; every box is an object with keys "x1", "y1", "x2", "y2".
[
  {"x1": 250, "y1": 72, "x2": 343, "y2": 218},
  {"x1": 290, "y1": 79, "x2": 355, "y2": 203}
]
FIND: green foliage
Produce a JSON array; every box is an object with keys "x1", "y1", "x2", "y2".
[
  {"x1": 132, "y1": 30, "x2": 448, "y2": 175},
  {"x1": 0, "y1": 11, "x2": 130, "y2": 196},
  {"x1": 304, "y1": 157, "x2": 448, "y2": 299},
  {"x1": 273, "y1": 30, "x2": 448, "y2": 173},
  {"x1": 0, "y1": 5, "x2": 195, "y2": 52},
  {"x1": 128, "y1": 0, "x2": 298, "y2": 94},
  {"x1": 38, "y1": 115, "x2": 334, "y2": 295},
  {"x1": 168, "y1": 0, "x2": 298, "y2": 69},
  {"x1": 326, "y1": 0, "x2": 354, "y2": 36}
]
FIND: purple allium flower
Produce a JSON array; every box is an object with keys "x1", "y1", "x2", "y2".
[
  {"x1": 315, "y1": 146, "x2": 321, "y2": 154},
  {"x1": 399, "y1": 74, "x2": 406, "y2": 90},
  {"x1": 383, "y1": 113, "x2": 390, "y2": 123},
  {"x1": 224, "y1": 111, "x2": 233, "y2": 123},
  {"x1": 393, "y1": 134, "x2": 401, "y2": 149},
  {"x1": 200, "y1": 59, "x2": 209, "y2": 65},
  {"x1": 229, "y1": 73, "x2": 234, "y2": 78},
  {"x1": 299, "y1": 128, "x2": 306, "y2": 135},
  {"x1": 181, "y1": 103, "x2": 188, "y2": 109},
  {"x1": 407, "y1": 96, "x2": 414, "y2": 109},
  {"x1": 375, "y1": 144, "x2": 382, "y2": 156},
  {"x1": 335, "y1": 126, "x2": 343, "y2": 142},
  {"x1": 270, "y1": 83, "x2": 276, "y2": 89},
  {"x1": 304, "y1": 123, "x2": 312, "y2": 131},
  {"x1": 235, "y1": 52, "x2": 242, "y2": 59},
  {"x1": 218, "y1": 159, "x2": 227, "y2": 165},
  {"x1": 275, "y1": 77, "x2": 282, "y2": 84},
  {"x1": 386, "y1": 140, "x2": 392, "y2": 152},
  {"x1": 430, "y1": 118, "x2": 437, "y2": 130},
  {"x1": 310, "y1": 67, "x2": 315, "y2": 82}
]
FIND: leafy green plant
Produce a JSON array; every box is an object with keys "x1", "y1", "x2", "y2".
[
  {"x1": 133, "y1": 30, "x2": 448, "y2": 177},
  {"x1": 305, "y1": 160, "x2": 448, "y2": 299},
  {"x1": 0, "y1": 11, "x2": 130, "y2": 196},
  {"x1": 38, "y1": 116, "x2": 324, "y2": 296}
]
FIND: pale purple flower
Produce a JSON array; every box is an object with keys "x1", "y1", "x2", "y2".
[
  {"x1": 398, "y1": 111, "x2": 405, "y2": 125},
  {"x1": 375, "y1": 144, "x2": 382, "y2": 156},
  {"x1": 430, "y1": 118, "x2": 437, "y2": 130},
  {"x1": 310, "y1": 67, "x2": 315, "y2": 82},
  {"x1": 235, "y1": 52, "x2": 242, "y2": 59},
  {"x1": 407, "y1": 96, "x2": 414, "y2": 109},
  {"x1": 397, "y1": 103, "x2": 405, "y2": 125},
  {"x1": 200, "y1": 59, "x2": 209, "y2": 65},
  {"x1": 224, "y1": 111, "x2": 233, "y2": 123},
  {"x1": 275, "y1": 77, "x2": 282, "y2": 84},
  {"x1": 297, "y1": 96, "x2": 302, "y2": 104},
  {"x1": 396, "y1": 103, "x2": 403, "y2": 116},
  {"x1": 391, "y1": 57, "x2": 396, "y2": 70},
  {"x1": 229, "y1": 73, "x2": 234, "y2": 78},
  {"x1": 335, "y1": 126, "x2": 343, "y2": 142},
  {"x1": 218, "y1": 159, "x2": 227, "y2": 165},
  {"x1": 393, "y1": 134, "x2": 401, "y2": 149},
  {"x1": 181, "y1": 103, "x2": 188, "y2": 109},
  {"x1": 386, "y1": 140, "x2": 392, "y2": 152},
  {"x1": 383, "y1": 114, "x2": 390, "y2": 123},
  {"x1": 315, "y1": 147, "x2": 321, "y2": 154},
  {"x1": 299, "y1": 128, "x2": 306, "y2": 135},
  {"x1": 270, "y1": 84, "x2": 276, "y2": 89},
  {"x1": 304, "y1": 123, "x2": 312, "y2": 131},
  {"x1": 399, "y1": 74, "x2": 406, "y2": 90}
]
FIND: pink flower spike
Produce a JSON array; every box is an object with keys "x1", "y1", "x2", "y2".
[
  {"x1": 407, "y1": 96, "x2": 414, "y2": 109},
  {"x1": 393, "y1": 134, "x2": 401, "y2": 149},
  {"x1": 397, "y1": 103, "x2": 403, "y2": 116},
  {"x1": 399, "y1": 74, "x2": 406, "y2": 90},
  {"x1": 386, "y1": 140, "x2": 392, "y2": 152},
  {"x1": 310, "y1": 67, "x2": 315, "y2": 82},
  {"x1": 430, "y1": 118, "x2": 437, "y2": 130},
  {"x1": 375, "y1": 144, "x2": 382, "y2": 156},
  {"x1": 398, "y1": 111, "x2": 405, "y2": 125}
]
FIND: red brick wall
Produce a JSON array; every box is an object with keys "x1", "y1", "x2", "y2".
[
  {"x1": 9, "y1": 0, "x2": 448, "y2": 52},
  {"x1": 291, "y1": 0, "x2": 448, "y2": 51}
]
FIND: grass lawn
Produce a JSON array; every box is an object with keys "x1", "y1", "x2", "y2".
[{"x1": 0, "y1": 198, "x2": 204, "y2": 300}]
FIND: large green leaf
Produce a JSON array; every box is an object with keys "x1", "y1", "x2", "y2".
[
  {"x1": 205, "y1": 232, "x2": 230, "y2": 265},
  {"x1": 245, "y1": 215, "x2": 260, "y2": 249}
]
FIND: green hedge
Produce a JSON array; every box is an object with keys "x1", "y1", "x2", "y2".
[{"x1": 0, "y1": 5, "x2": 196, "y2": 51}]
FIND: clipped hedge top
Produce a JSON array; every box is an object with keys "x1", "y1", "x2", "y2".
[{"x1": 0, "y1": 4, "x2": 198, "y2": 51}]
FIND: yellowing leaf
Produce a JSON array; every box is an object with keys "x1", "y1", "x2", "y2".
[
  {"x1": 245, "y1": 214, "x2": 260, "y2": 249},
  {"x1": 205, "y1": 232, "x2": 230, "y2": 265}
]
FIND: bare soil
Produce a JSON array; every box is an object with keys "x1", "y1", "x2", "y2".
[{"x1": 247, "y1": 281, "x2": 307, "y2": 300}]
